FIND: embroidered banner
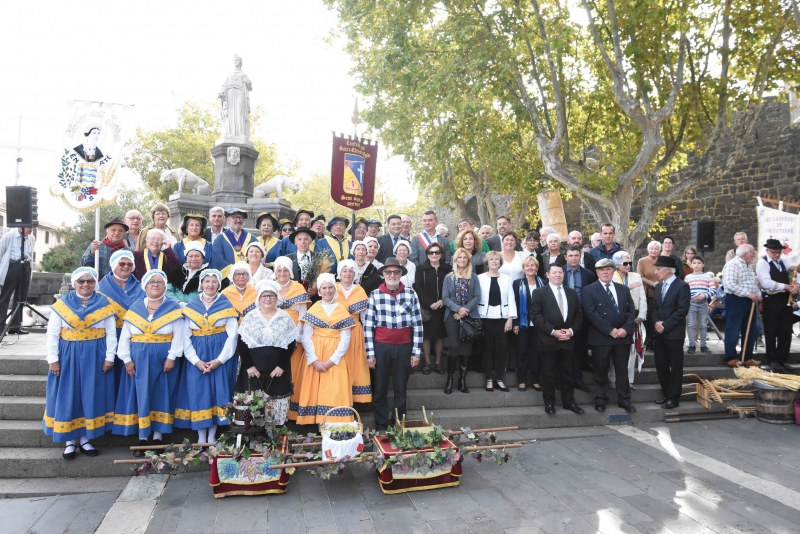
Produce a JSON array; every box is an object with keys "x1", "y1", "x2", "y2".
[
  {"x1": 50, "y1": 100, "x2": 130, "y2": 213},
  {"x1": 330, "y1": 133, "x2": 377, "y2": 210},
  {"x1": 756, "y1": 203, "x2": 800, "y2": 267}
]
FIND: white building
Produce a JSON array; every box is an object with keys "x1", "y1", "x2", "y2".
[{"x1": 0, "y1": 203, "x2": 66, "y2": 270}]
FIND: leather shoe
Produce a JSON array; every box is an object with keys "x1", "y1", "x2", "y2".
[
  {"x1": 779, "y1": 362, "x2": 796, "y2": 374},
  {"x1": 595, "y1": 403, "x2": 605, "y2": 412},
  {"x1": 574, "y1": 382, "x2": 590, "y2": 392},
  {"x1": 545, "y1": 404, "x2": 555, "y2": 415},
  {"x1": 654, "y1": 398, "x2": 667, "y2": 404},
  {"x1": 531, "y1": 384, "x2": 542, "y2": 392},
  {"x1": 618, "y1": 403, "x2": 636, "y2": 413},
  {"x1": 661, "y1": 401, "x2": 679, "y2": 409},
  {"x1": 563, "y1": 403, "x2": 585, "y2": 414},
  {"x1": 133, "y1": 439, "x2": 148, "y2": 458},
  {"x1": 687, "y1": 346, "x2": 696, "y2": 354},
  {"x1": 7, "y1": 327, "x2": 29, "y2": 335}
]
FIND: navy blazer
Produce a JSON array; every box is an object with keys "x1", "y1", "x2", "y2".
[
  {"x1": 530, "y1": 285, "x2": 583, "y2": 353},
  {"x1": 376, "y1": 233, "x2": 408, "y2": 264},
  {"x1": 652, "y1": 277, "x2": 691, "y2": 340},
  {"x1": 582, "y1": 280, "x2": 637, "y2": 346}
]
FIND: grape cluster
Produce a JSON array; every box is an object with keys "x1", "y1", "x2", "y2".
[
  {"x1": 329, "y1": 430, "x2": 357, "y2": 441},
  {"x1": 242, "y1": 410, "x2": 253, "y2": 430}
]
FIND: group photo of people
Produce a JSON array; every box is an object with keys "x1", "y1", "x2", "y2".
[{"x1": 42, "y1": 204, "x2": 800, "y2": 460}]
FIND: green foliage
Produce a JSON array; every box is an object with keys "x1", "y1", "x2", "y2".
[
  {"x1": 40, "y1": 186, "x2": 157, "y2": 274},
  {"x1": 124, "y1": 101, "x2": 290, "y2": 199}
]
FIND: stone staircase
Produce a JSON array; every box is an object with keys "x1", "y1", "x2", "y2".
[{"x1": 1, "y1": 332, "x2": 798, "y2": 478}]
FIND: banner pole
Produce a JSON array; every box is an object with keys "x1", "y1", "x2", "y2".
[{"x1": 94, "y1": 207, "x2": 100, "y2": 271}]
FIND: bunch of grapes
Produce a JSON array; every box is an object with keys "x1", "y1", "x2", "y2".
[
  {"x1": 329, "y1": 423, "x2": 360, "y2": 441},
  {"x1": 242, "y1": 410, "x2": 253, "y2": 430}
]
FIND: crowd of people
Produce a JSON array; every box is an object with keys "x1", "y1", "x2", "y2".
[{"x1": 42, "y1": 205, "x2": 799, "y2": 460}]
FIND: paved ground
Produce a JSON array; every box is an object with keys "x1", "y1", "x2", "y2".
[{"x1": 3, "y1": 419, "x2": 800, "y2": 534}]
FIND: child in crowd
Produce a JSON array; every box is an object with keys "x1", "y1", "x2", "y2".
[{"x1": 685, "y1": 256, "x2": 715, "y2": 354}]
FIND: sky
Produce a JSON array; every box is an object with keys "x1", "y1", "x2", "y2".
[{"x1": 0, "y1": 0, "x2": 412, "y2": 227}]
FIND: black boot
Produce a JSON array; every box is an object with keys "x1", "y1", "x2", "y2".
[
  {"x1": 458, "y1": 366, "x2": 469, "y2": 393},
  {"x1": 444, "y1": 374, "x2": 454, "y2": 394}
]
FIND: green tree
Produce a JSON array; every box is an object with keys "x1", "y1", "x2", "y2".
[
  {"x1": 40, "y1": 186, "x2": 157, "y2": 273},
  {"x1": 124, "y1": 101, "x2": 292, "y2": 199},
  {"x1": 326, "y1": 0, "x2": 798, "y2": 249}
]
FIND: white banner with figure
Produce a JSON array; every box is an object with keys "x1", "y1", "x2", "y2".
[
  {"x1": 50, "y1": 100, "x2": 130, "y2": 213},
  {"x1": 756, "y1": 200, "x2": 800, "y2": 268}
]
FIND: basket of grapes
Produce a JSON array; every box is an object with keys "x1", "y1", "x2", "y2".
[
  {"x1": 230, "y1": 392, "x2": 266, "y2": 429},
  {"x1": 320, "y1": 406, "x2": 364, "y2": 461}
]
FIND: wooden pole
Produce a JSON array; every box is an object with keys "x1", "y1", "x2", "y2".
[{"x1": 741, "y1": 300, "x2": 756, "y2": 363}]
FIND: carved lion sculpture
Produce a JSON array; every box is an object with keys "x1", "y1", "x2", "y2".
[
  {"x1": 159, "y1": 168, "x2": 212, "y2": 196},
  {"x1": 253, "y1": 175, "x2": 302, "y2": 200}
]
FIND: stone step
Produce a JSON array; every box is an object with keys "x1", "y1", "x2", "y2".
[
  {"x1": 405, "y1": 384, "x2": 668, "y2": 410},
  {"x1": 0, "y1": 355, "x2": 48, "y2": 376},
  {"x1": 0, "y1": 374, "x2": 46, "y2": 396},
  {"x1": 0, "y1": 420, "x2": 201, "y2": 448},
  {"x1": 0, "y1": 396, "x2": 45, "y2": 420},
  {"x1": 642, "y1": 351, "x2": 800, "y2": 367}
]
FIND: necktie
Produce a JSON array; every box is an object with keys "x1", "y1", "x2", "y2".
[
  {"x1": 393, "y1": 236, "x2": 399, "y2": 247},
  {"x1": 662, "y1": 282, "x2": 668, "y2": 300},
  {"x1": 557, "y1": 286, "x2": 566, "y2": 321},
  {"x1": 605, "y1": 283, "x2": 619, "y2": 312},
  {"x1": 569, "y1": 270, "x2": 576, "y2": 289},
  {"x1": 774, "y1": 261, "x2": 782, "y2": 272}
]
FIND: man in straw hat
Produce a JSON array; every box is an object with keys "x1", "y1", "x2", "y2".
[
  {"x1": 651, "y1": 255, "x2": 690, "y2": 409},
  {"x1": 756, "y1": 239, "x2": 799, "y2": 372},
  {"x1": 721, "y1": 244, "x2": 762, "y2": 369}
]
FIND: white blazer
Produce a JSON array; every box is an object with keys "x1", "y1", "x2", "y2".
[
  {"x1": 477, "y1": 273, "x2": 517, "y2": 319},
  {"x1": 614, "y1": 270, "x2": 648, "y2": 321}
]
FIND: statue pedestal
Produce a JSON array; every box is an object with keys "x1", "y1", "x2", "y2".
[
  {"x1": 211, "y1": 143, "x2": 259, "y2": 203},
  {"x1": 166, "y1": 193, "x2": 296, "y2": 234}
]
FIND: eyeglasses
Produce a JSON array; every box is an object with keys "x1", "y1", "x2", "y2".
[
  {"x1": 384, "y1": 270, "x2": 402, "y2": 276},
  {"x1": 233, "y1": 272, "x2": 249, "y2": 277},
  {"x1": 259, "y1": 294, "x2": 277, "y2": 300},
  {"x1": 281, "y1": 228, "x2": 293, "y2": 233},
  {"x1": 427, "y1": 250, "x2": 441, "y2": 256},
  {"x1": 76, "y1": 279, "x2": 95, "y2": 285},
  {"x1": 147, "y1": 280, "x2": 165, "y2": 286},
  {"x1": 229, "y1": 216, "x2": 244, "y2": 221},
  {"x1": 622, "y1": 262, "x2": 632, "y2": 267}
]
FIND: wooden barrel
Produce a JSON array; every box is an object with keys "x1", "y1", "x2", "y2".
[{"x1": 753, "y1": 383, "x2": 800, "y2": 424}]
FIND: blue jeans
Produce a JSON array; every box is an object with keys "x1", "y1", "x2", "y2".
[{"x1": 723, "y1": 294, "x2": 758, "y2": 361}]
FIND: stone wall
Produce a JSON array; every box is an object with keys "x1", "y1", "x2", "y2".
[
  {"x1": 631, "y1": 100, "x2": 800, "y2": 273},
  {"x1": 28, "y1": 272, "x2": 66, "y2": 305}
]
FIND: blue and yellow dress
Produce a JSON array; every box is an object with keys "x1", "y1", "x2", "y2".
[
  {"x1": 112, "y1": 298, "x2": 185, "y2": 439},
  {"x1": 43, "y1": 292, "x2": 118, "y2": 442},
  {"x1": 174, "y1": 295, "x2": 239, "y2": 430},
  {"x1": 98, "y1": 274, "x2": 145, "y2": 393}
]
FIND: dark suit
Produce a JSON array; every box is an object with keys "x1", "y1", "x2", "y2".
[
  {"x1": 582, "y1": 281, "x2": 637, "y2": 405},
  {"x1": 537, "y1": 250, "x2": 565, "y2": 279},
  {"x1": 376, "y1": 234, "x2": 407, "y2": 264},
  {"x1": 652, "y1": 276, "x2": 691, "y2": 405},
  {"x1": 513, "y1": 276, "x2": 545, "y2": 385},
  {"x1": 581, "y1": 252, "x2": 596, "y2": 273},
  {"x1": 531, "y1": 284, "x2": 583, "y2": 406},
  {"x1": 563, "y1": 265, "x2": 597, "y2": 383}
]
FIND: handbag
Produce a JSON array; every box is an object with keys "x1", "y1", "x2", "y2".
[
  {"x1": 421, "y1": 309, "x2": 432, "y2": 322},
  {"x1": 459, "y1": 316, "x2": 483, "y2": 342}
]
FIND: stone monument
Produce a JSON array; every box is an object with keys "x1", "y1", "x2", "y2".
[{"x1": 166, "y1": 54, "x2": 295, "y2": 229}]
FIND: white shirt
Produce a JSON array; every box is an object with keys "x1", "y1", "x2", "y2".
[
  {"x1": 300, "y1": 301, "x2": 351, "y2": 365},
  {"x1": 602, "y1": 282, "x2": 619, "y2": 308},
  {"x1": 117, "y1": 317, "x2": 185, "y2": 364},
  {"x1": 756, "y1": 256, "x2": 788, "y2": 293},
  {"x1": 547, "y1": 283, "x2": 573, "y2": 336},
  {"x1": 183, "y1": 315, "x2": 239, "y2": 365},
  {"x1": 46, "y1": 314, "x2": 117, "y2": 364},
  {"x1": 210, "y1": 228, "x2": 223, "y2": 244}
]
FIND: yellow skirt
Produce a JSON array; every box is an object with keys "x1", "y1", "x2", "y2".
[
  {"x1": 345, "y1": 320, "x2": 372, "y2": 403},
  {"x1": 287, "y1": 343, "x2": 306, "y2": 421},
  {"x1": 295, "y1": 328, "x2": 354, "y2": 425}
]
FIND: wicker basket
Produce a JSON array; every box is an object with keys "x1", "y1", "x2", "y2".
[{"x1": 320, "y1": 406, "x2": 364, "y2": 461}]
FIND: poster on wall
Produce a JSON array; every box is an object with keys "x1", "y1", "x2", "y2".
[
  {"x1": 50, "y1": 100, "x2": 129, "y2": 213},
  {"x1": 330, "y1": 133, "x2": 377, "y2": 210},
  {"x1": 756, "y1": 200, "x2": 800, "y2": 267}
]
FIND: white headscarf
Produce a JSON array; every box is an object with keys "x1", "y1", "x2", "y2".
[
  {"x1": 256, "y1": 280, "x2": 283, "y2": 307},
  {"x1": 141, "y1": 269, "x2": 167, "y2": 287},
  {"x1": 184, "y1": 240, "x2": 206, "y2": 257},
  {"x1": 316, "y1": 273, "x2": 337, "y2": 300},
  {"x1": 246, "y1": 242, "x2": 267, "y2": 261},
  {"x1": 351, "y1": 240, "x2": 368, "y2": 255},
  {"x1": 109, "y1": 250, "x2": 134, "y2": 274},
  {"x1": 71, "y1": 266, "x2": 98, "y2": 286},
  {"x1": 199, "y1": 268, "x2": 223, "y2": 291},
  {"x1": 393, "y1": 240, "x2": 411, "y2": 255},
  {"x1": 229, "y1": 261, "x2": 251, "y2": 287},
  {"x1": 337, "y1": 259, "x2": 358, "y2": 279},
  {"x1": 363, "y1": 236, "x2": 380, "y2": 252},
  {"x1": 273, "y1": 256, "x2": 294, "y2": 279}
]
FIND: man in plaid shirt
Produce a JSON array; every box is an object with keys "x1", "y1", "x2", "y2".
[
  {"x1": 364, "y1": 257, "x2": 423, "y2": 431},
  {"x1": 721, "y1": 244, "x2": 762, "y2": 367}
]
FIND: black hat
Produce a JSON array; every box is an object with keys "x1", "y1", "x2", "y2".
[
  {"x1": 311, "y1": 214, "x2": 327, "y2": 225},
  {"x1": 764, "y1": 238, "x2": 784, "y2": 251},
  {"x1": 326, "y1": 214, "x2": 350, "y2": 229},
  {"x1": 180, "y1": 213, "x2": 208, "y2": 236},
  {"x1": 378, "y1": 256, "x2": 408, "y2": 276},
  {"x1": 256, "y1": 212, "x2": 279, "y2": 231},
  {"x1": 654, "y1": 255, "x2": 678, "y2": 269},
  {"x1": 294, "y1": 208, "x2": 315, "y2": 222},
  {"x1": 225, "y1": 208, "x2": 248, "y2": 219},
  {"x1": 104, "y1": 217, "x2": 129, "y2": 232},
  {"x1": 289, "y1": 226, "x2": 317, "y2": 244},
  {"x1": 366, "y1": 218, "x2": 382, "y2": 228}
]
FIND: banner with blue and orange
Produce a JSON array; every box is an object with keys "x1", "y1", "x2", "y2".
[{"x1": 330, "y1": 133, "x2": 377, "y2": 210}]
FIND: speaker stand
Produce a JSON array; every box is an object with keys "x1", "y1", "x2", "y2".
[{"x1": 0, "y1": 266, "x2": 48, "y2": 344}]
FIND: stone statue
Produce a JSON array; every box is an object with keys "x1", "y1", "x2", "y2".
[
  {"x1": 217, "y1": 54, "x2": 252, "y2": 145},
  {"x1": 160, "y1": 168, "x2": 212, "y2": 196},
  {"x1": 253, "y1": 175, "x2": 302, "y2": 200}
]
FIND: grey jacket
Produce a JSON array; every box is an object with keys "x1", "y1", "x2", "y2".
[{"x1": 442, "y1": 272, "x2": 481, "y2": 319}]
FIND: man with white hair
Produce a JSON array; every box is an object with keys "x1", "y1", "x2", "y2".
[
  {"x1": 590, "y1": 233, "x2": 602, "y2": 248},
  {"x1": 567, "y1": 231, "x2": 596, "y2": 272},
  {"x1": 539, "y1": 227, "x2": 556, "y2": 255},
  {"x1": 124, "y1": 210, "x2": 144, "y2": 249},
  {"x1": 721, "y1": 244, "x2": 762, "y2": 367},
  {"x1": 725, "y1": 232, "x2": 748, "y2": 263},
  {"x1": 133, "y1": 228, "x2": 181, "y2": 282},
  {"x1": 538, "y1": 232, "x2": 564, "y2": 278},
  {"x1": 478, "y1": 225, "x2": 493, "y2": 241},
  {"x1": 204, "y1": 206, "x2": 226, "y2": 244}
]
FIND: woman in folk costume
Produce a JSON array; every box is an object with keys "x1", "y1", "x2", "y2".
[
  {"x1": 272, "y1": 256, "x2": 311, "y2": 421},
  {"x1": 335, "y1": 260, "x2": 372, "y2": 403},
  {"x1": 244, "y1": 241, "x2": 274, "y2": 286},
  {"x1": 43, "y1": 267, "x2": 118, "y2": 459},
  {"x1": 172, "y1": 214, "x2": 213, "y2": 264},
  {"x1": 296, "y1": 273, "x2": 356, "y2": 425},
  {"x1": 256, "y1": 212, "x2": 282, "y2": 267},
  {"x1": 351, "y1": 240, "x2": 381, "y2": 295},
  {"x1": 112, "y1": 270, "x2": 185, "y2": 455},
  {"x1": 220, "y1": 261, "x2": 258, "y2": 395},
  {"x1": 236, "y1": 280, "x2": 297, "y2": 425},
  {"x1": 97, "y1": 250, "x2": 146, "y2": 393},
  {"x1": 166, "y1": 241, "x2": 210, "y2": 304},
  {"x1": 174, "y1": 269, "x2": 239, "y2": 445}
]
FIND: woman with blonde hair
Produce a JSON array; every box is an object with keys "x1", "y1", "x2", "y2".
[
  {"x1": 442, "y1": 248, "x2": 480, "y2": 394},
  {"x1": 137, "y1": 203, "x2": 179, "y2": 250},
  {"x1": 454, "y1": 229, "x2": 486, "y2": 274},
  {"x1": 477, "y1": 251, "x2": 517, "y2": 392},
  {"x1": 512, "y1": 255, "x2": 546, "y2": 391}
]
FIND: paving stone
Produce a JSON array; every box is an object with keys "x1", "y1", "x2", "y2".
[
  {"x1": 622, "y1": 493, "x2": 715, "y2": 534},
  {"x1": 27, "y1": 493, "x2": 93, "y2": 534},
  {"x1": 581, "y1": 510, "x2": 645, "y2": 534},
  {"x1": 2, "y1": 495, "x2": 57, "y2": 534},
  {"x1": 369, "y1": 506, "x2": 427, "y2": 533},
  {"x1": 440, "y1": 486, "x2": 490, "y2": 523},
  {"x1": 426, "y1": 517, "x2": 475, "y2": 533},
  {"x1": 468, "y1": 518, "x2": 506, "y2": 534},
  {"x1": 146, "y1": 473, "x2": 194, "y2": 534},
  {"x1": 64, "y1": 491, "x2": 121, "y2": 534},
  {"x1": 530, "y1": 509, "x2": 598, "y2": 534},
  {"x1": 408, "y1": 490, "x2": 461, "y2": 521}
]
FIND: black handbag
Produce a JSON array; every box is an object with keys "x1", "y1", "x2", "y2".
[{"x1": 459, "y1": 316, "x2": 483, "y2": 342}]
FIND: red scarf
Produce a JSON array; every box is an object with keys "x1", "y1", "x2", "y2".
[
  {"x1": 102, "y1": 237, "x2": 126, "y2": 253},
  {"x1": 378, "y1": 282, "x2": 405, "y2": 299}
]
